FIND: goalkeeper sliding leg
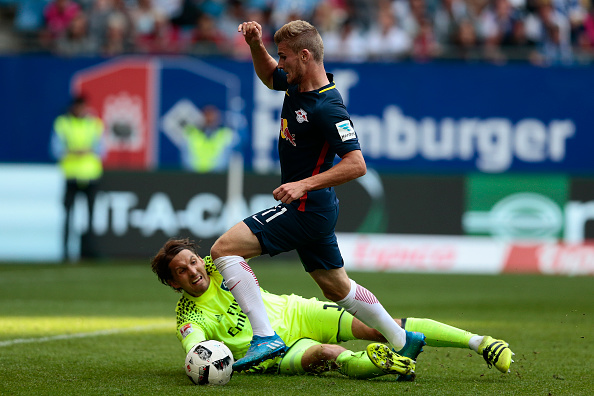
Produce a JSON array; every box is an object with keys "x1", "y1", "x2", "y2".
[
  {"x1": 276, "y1": 338, "x2": 414, "y2": 379},
  {"x1": 401, "y1": 318, "x2": 514, "y2": 374},
  {"x1": 353, "y1": 316, "x2": 514, "y2": 376}
]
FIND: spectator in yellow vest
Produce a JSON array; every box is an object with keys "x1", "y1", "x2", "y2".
[
  {"x1": 51, "y1": 96, "x2": 104, "y2": 261},
  {"x1": 183, "y1": 105, "x2": 234, "y2": 173}
]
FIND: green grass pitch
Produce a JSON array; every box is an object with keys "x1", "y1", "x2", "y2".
[{"x1": 0, "y1": 260, "x2": 592, "y2": 395}]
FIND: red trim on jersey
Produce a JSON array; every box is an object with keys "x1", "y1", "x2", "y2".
[
  {"x1": 312, "y1": 142, "x2": 330, "y2": 176},
  {"x1": 298, "y1": 141, "x2": 330, "y2": 212},
  {"x1": 298, "y1": 192, "x2": 308, "y2": 211}
]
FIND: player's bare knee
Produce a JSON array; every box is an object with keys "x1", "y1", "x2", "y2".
[
  {"x1": 210, "y1": 233, "x2": 237, "y2": 260},
  {"x1": 352, "y1": 317, "x2": 386, "y2": 342},
  {"x1": 369, "y1": 328, "x2": 385, "y2": 342},
  {"x1": 210, "y1": 238, "x2": 224, "y2": 260},
  {"x1": 315, "y1": 278, "x2": 351, "y2": 302},
  {"x1": 322, "y1": 288, "x2": 347, "y2": 302},
  {"x1": 309, "y1": 344, "x2": 344, "y2": 362},
  {"x1": 318, "y1": 344, "x2": 344, "y2": 361}
]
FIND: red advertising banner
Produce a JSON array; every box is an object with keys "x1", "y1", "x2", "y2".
[
  {"x1": 339, "y1": 233, "x2": 594, "y2": 276},
  {"x1": 72, "y1": 57, "x2": 156, "y2": 170},
  {"x1": 504, "y1": 242, "x2": 594, "y2": 275}
]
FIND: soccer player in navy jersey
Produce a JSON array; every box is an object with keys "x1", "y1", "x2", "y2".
[{"x1": 209, "y1": 19, "x2": 425, "y2": 372}]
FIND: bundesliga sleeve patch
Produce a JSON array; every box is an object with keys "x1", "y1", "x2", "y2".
[
  {"x1": 180, "y1": 323, "x2": 194, "y2": 339},
  {"x1": 335, "y1": 120, "x2": 357, "y2": 141}
]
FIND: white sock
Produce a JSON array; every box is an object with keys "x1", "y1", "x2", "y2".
[
  {"x1": 214, "y1": 256, "x2": 274, "y2": 337},
  {"x1": 469, "y1": 335, "x2": 484, "y2": 353},
  {"x1": 336, "y1": 279, "x2": 406, "y2": 350}
]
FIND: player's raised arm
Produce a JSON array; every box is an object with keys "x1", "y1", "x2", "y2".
[{"x1": 238, "y1": 21, "x2": 278, "y2": 89}]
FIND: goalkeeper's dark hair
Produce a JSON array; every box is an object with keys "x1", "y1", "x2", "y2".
[{"x1": 151, "y1": 237, "x2": 199, "y2": 291}]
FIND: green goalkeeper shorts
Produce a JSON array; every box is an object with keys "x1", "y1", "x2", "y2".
[
  {"x1": 249, "y1": 297, "x2": 355, "y2": 374},
  {"x1": 276, "y1": 298, "x2": 355, "y2": 375},
  {"x1": 278, "y1": 338, "x2": 321, "y2": 375},
  {"x1": 281, "y1": 296, "x2": 354, "y2": 345}
]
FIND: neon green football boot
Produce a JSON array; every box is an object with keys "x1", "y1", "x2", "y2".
[
  {"x1": 366, "y1": 343, "x2": 415, "y2": 376},
  {"x1": 478, "y1": 336, "x2": 514, "y2": 373}
]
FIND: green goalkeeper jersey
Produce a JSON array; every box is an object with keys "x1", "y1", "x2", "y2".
[{"x1": 175, "y1": 257, "x2": 343, "y2": 360}]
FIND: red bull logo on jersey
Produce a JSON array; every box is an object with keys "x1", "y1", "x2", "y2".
[{"x1": 280, "y1": 118, "x2": 296, "y2": 146}]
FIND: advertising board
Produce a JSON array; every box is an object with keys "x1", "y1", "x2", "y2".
[{"x1": 1, "y1": 57, "x2": 594, "y2": 175}]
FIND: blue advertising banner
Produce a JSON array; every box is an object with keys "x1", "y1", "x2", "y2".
[
  {"x1": 0, "y1": 56, "x2": 593, "y2": 174},
  {"x1": 0, "y1": 56, "x2": 98, "y2": 164},
  {"x1": 157, "y1": 57, "x2": 250, "y2": 169},
  {"x1": 331, "y1": 63, "x2": 592, "y2": 174}
]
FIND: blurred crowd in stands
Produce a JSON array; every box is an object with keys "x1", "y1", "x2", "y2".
[{"x1": 0, "y1": 0, "x2": 593, "y2": 65}]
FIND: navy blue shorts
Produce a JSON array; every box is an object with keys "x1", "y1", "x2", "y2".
[{"x1": 243, "y1": 203, "x2": 344, "y2": 272}]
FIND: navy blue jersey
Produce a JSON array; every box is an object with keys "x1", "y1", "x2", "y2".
[{"x1": 272, "y1": 69, "x2": 361, "y2": 212}]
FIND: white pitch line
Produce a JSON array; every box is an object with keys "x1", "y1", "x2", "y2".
[{"x1": 0, "y1": 323, "x2": 171, "y2": 347}]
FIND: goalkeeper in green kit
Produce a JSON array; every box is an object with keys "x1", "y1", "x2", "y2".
[{"x1": 151, "y1": 238, "x2": 514, "y2": 380}]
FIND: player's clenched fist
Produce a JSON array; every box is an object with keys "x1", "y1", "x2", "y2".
[
  {"x1": 273, "y1": 182, "x2": 307, "y2": 204},
  {"x1": 237, "y1": 21, "x2": 263, "y2": 46}
]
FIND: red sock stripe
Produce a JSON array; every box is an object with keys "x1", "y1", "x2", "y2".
[
  {"x1": 240, "y1": 261, "x2": 259, "y2": 287},
  {"x1": 355, "y1": 285, "x2": 379, "y2": 304}
]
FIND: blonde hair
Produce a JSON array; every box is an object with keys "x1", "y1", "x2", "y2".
[{"x1": 274, "y1": 20, "x2": 324, "y2": 63}]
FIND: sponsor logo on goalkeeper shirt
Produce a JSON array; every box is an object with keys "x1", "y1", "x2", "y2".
[
  {"x1": 180, "y1": 323, "x2": 194, "y2": 339},
  {"x1": 226, "y1": 301, "x2": 247, "y2": 337}
]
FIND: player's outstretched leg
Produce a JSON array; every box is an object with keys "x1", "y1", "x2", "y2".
[
  {"x1": 233, "y1": 332, "x2": 287, "y2": 372},
  {"x1": 366, "y1": 343, "x2": 415, "y2": 376},
  {"x1": 478, "y1": 336, "x2": 514, "y2": 373},
  {"x1": 395, "y1": 331, "x2": 426, "y2": 382}
]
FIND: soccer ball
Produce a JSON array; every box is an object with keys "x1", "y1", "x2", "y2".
[{"x1": 185, "y1": 340, "x2": 234, "y2": 385}]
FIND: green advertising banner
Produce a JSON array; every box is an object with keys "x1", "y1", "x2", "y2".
[{"x1": 463, "y1": 174, "x2": 569, "y2": 239}]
